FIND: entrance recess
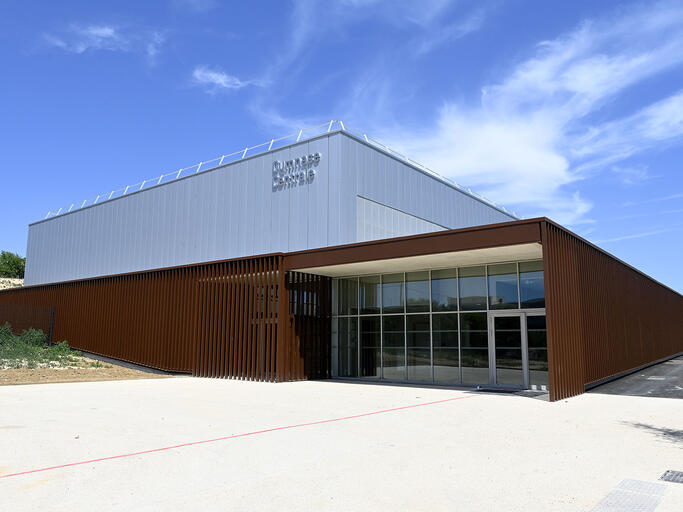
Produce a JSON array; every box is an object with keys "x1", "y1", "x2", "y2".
[
  {"x1": 488, "y1": 313, "x2": 527, "y2": 387},
  {"x1": 487, "y1": 312, "x2": 547, "y2": 389}
]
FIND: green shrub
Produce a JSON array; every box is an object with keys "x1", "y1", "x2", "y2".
[{"x1": 0, "y1": 323, "x2": 80, "y2": 368}]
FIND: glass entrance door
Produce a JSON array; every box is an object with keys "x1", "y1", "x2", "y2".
[{"x1": 488, "y1": 313, "x2": 527, "y2": 387}]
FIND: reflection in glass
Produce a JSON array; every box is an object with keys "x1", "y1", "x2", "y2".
[
  {"x1": 459, "y1": 266, "x2": 487, "y2": 311},
  {"x1": 337, "y1": 317, "x2": 358, "y2": 377},
  {"x1": 520, "y1": 261, "x2": 545, "y2": 308},
  {"x1": 407, "y1": 314, "x2": 431, "y2": 381},
  {"x1": 338, "y1": 278, "x2": 358, "y2": 316},
  {"x1": 382, "y1": 316, "x2": 405, "y2": 380},
  {"x1": 494, "y1": 316, "x2": 523, "y2": 386},
  {"x1": 360, "y1": 316, "x2": 381, "y2": 378},
  {"x1": 488, "y1": 263, "x2": 519, "y2": 310},
  {"x1": 433, "y1": 314, "x2": 459, "y2": 382},
  {"x1": 406, "y1": 271, "x2": 430, "y2": 313},
  {"x1": 460, "y1": 312, "x2": 489, "y2": 384},
  {"x1": 360, "y1": 276, "x2": 381, "y2": 315},
  {"x1": 431, "y1": 269, "x2": 458, "y2": 312},
  {"x1": 382, "y1": 274, "x2": 404, "y2": 313},
  {"x1": 527, "y1": 315, "x2": 548, "y2": 388}
]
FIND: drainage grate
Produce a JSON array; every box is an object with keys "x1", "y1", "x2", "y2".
[{"x1": 660, "y1": 470, "x2": 683, "y2": 484}]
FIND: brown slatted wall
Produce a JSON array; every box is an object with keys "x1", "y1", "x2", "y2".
[
  {"x1": 281, "y1": 271, "x2": 332, "y2": 381},
  {"x1": 542, "y1": 221, "x2": 683, "y2": 401},
  {"x1": 0, "y1": 255, "x2": 285, "y2": 379},
  {"x1": 0, "y1": 303, "x2": 53, "y2": 337}
]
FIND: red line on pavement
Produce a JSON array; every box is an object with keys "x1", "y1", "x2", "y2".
[{"x1": 0, "y1": 394, "x2": 477, "y2": 479}]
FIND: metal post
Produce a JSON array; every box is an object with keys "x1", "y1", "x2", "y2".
[
  {"x1": 296, "y1": 129, "x2": 303, "y2": 142},
  {"x1": 123, "y1": 185, "x2": 130, "y2": 195},
  {"x1": 108, "y1": 190, "x2": 114, "y2": 199},
  {"x1": 196, "y1": 162, "x2": 203, "y2": 173},
  {"x1": 219, "y1": 155, "x2": 225, "y2": 166},
  {"x1": 157, "y1": 175, "x2": 163, "y2": 185},
  {"x1": 241, "y1": 147, "x2": 248, "y2": 159},
  {"x1": 327, "y1": 120, "x2": 334, "y2": 132},
  {"x1": 268, "y1": 139, "x2": 274, "y2": 151}
]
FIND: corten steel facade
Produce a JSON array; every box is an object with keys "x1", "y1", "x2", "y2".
[{"x1": 1, "y1": 218, "x2": 681, "y2": 401}]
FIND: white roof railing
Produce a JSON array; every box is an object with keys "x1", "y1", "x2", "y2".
[{"x1": 43, "y1": 120, "x2": 518, "y2": 220}]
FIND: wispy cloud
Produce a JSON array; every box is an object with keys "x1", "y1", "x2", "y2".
[
  {"x1": 368, "y1": 1, "x2": 683, "y2": 225},
  {"x1": 594, "y1": 227, "x2": 680, "y2": 244},
  {"x1": 250, "y1": 0, "x2": 483, "y2": 128},
  {"x1": 44, "y1": 24, "x2": 165, "y2": 64},
  {"x1": 620, "y1": 192, "x2": 683, "y2": 207},
  {"x1": 414, "y1": 9, "x2": 485, "y2": 55},
  {"x1": 191, "y1": 66, "x2": 260, "y2": 93}
]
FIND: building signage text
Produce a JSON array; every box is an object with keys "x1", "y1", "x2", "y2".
[{"x1": 272, "y1": 152, "x2": 321, "y2": 190}]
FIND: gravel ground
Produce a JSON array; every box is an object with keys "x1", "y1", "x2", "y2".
[{"x1": 0, "y1": 278, "x2": 23, "y2": 290}]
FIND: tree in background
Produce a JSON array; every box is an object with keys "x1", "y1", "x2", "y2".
[{"x1": 0, "y1": 251, "x2": 25, "y2": 278}]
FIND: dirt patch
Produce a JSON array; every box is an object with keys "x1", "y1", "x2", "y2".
[{"x1": 0, "y1": 355, "x2": 170, "y2": 386}]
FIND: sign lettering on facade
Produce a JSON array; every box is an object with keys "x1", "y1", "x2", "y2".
[{"x1": 272, "y1": 152, "x2": 321, "y2": 190}]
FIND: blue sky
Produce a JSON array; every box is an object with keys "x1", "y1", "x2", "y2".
[{"x1": 1, "y1": 0, "x2": 682, "y2": 291}]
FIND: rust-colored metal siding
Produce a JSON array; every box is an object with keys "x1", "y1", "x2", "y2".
[
  {"x1": 2, "y1": 218, "x2": 680, "y2": 398},
  {"x1": 542, "y1": 221, "x2": 683, "y2": 401},
  {"x1": 283, "y1": 272, "x2": 332, "y2": 381},
  {"x1": 0, "y1": 254, "x2": 332, "y2": 382},
  {"x1": 0, "y1": 303, "x2": 53, "y2": 339}
]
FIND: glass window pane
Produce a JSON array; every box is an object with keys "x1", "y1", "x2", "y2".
[
  {"x1": 431, "y1": 268, "x2": 458, "y2": 312},
  {"x1": 406, "y1": 314, "x2": 431, "y2": 381},
  {"x1": 460, "y1": 312, "x2": 489, "y2": 384},
  {"x1": 382, "y1": 315, "x2": 405, "y2": 380},
  {"x1": 488, "y1": 263, "x2": 519, "y2": 310},
  {"x1": 527, "y1": 315, "x2": 548, "y2": 389},
  {"x1": 406, "y1": 271, "x2": 430, "y2": 313},
  {"x1": 382, "y1": 273, "x2": 404, "y2": 313},
  {"x1": 360, "y1": 276, "x2": 381, "y2": 315},
  {"x1": 360, "y1": 316, "x2": 381, "y2": 378},
  {"x1": 338, "y1": 278, "x2": 358, "y2": 316},
  {"x1": 459, "y1": 266, "x2": 487, "y2": 311},
  {"x1": 337, "y1": 317, "x2": 358, "y2": 377},
  {"x1": 433, "y1": 313, "x2": 459, "y2": 382},
  {"x1": 494, "y1": 316, "x2": 523, "y2": 386},
  {"x1": 520, "y1": 260, "x2": 545, "y2": 308}
]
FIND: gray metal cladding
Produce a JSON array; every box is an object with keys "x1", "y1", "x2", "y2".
[{"x1": 25, "y1": 131, "x2": 515, "y2": 285}]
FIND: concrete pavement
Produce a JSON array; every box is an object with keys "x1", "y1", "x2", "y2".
[{"x1": 1, "y1": 377, "x2": 682, "y2": 511}]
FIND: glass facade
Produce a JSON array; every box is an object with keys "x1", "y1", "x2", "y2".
[{"x1": 331, "y1": 260, "x2": 546, "y2": 388}]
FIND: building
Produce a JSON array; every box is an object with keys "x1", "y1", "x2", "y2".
[{"x1": 2, "y1": 121, "x2": 681, "y2": 401}]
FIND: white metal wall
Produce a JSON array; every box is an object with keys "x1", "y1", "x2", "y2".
[{"x1": 25, "y1": 131, "x2": 514, "y2": 285}]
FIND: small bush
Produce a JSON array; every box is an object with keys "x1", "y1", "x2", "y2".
[{"x1": 0, "y1": 322, "x2": 81, "y2": 368}]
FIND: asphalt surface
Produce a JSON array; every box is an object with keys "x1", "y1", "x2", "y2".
[{"x1": 589, "y1": 355, "x2": 683, "y2": 399}]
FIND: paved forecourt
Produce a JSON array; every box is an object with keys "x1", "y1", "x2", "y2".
[{"x1": 1, "y1": 377, "x2": 681, "y2": 511}]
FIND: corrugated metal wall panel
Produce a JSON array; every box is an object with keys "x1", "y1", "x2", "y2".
[
  {"x1": 542, "y1": 221, "x2": 683, "y2": 401},
  {"x1": 26, "y1": 132, "x2": 514, "y2": 285}
]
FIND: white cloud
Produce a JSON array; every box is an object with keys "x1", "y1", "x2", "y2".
[
  {"x1": 415, "y1": 9, "x2": 485, "y2": 55},
  {"x1": 368, "y1": 1, "x2": 683, "y2": 225},
  {"x1": 44, "y1": 24, "x2": 165, "y2": 63},
  {"x1": 191, "y1": 66, "x2": 259, "y2": 93}
]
